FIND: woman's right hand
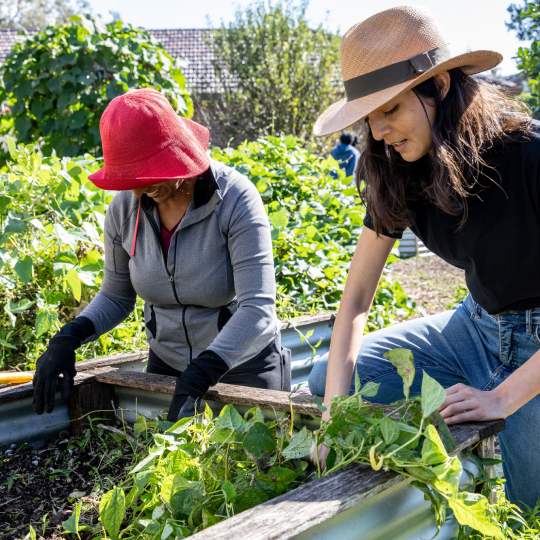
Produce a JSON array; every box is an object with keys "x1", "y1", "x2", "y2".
[{"x1": 310, "y1": 409, "x2": 332, "y2": 471}]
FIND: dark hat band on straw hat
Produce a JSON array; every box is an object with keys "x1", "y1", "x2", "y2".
[{"x1": 344, "y1": 43, "x2": 453, "y2": 102}]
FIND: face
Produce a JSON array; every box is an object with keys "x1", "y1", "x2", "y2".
[
  {"x1": 132, "y1": 178, "x2": 194, "y2": 204},
  {"x1": 366, "y1": 73, "x2": 450, "y2": 162}
]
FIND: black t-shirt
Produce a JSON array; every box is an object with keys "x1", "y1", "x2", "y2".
[{"x1": 363, "y1": 122, "x2": 540, "y2": 314}]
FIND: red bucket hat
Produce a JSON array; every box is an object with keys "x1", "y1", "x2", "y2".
[{"x1": 88, "y1": 88, "x2": 210, "y2": 190}]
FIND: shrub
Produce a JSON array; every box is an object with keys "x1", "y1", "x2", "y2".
[
  {"x1": 211, "y1": 135, "x2": 416, "y2": 328},
  {"x1": 0, "y1": 137, "x2": 414, "y2": 371},
  {"x1": 0, "y1": 14, "x2": 192, "y2": 159},
  {"x1": 197, "y1": 0, "x2": 340, "y2": 147}
]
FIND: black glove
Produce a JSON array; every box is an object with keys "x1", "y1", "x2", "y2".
[
  {"x1": 33, "y1": 317, "x2": 95, "y2": 415},
  {"x1": 167, "y1": 350, "x2": 229, "y2": 422}
]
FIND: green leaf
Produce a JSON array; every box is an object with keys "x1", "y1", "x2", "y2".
[
  {"x1": 270, "y1": 208, "x2": 288, "y2": 228},
  {"x1": 221, "y1": 480, "x2": 236, "y2": 502},
  {"x1": 354, "y1": 369, "x2": 361, "y2": 394},
  {"x1": 431, "y1": 410, "x2": 456, "y2": 452},
  {"x1": 243, "y1": 422, "x2": 275, "y2": 468},
  {"x1": 35, "y1": 310, "x2": 58, "y2": 337},
  {"x1": 6, "y1": 137, "x2": 17, "y2": 159},
  {"x1": 5, "y1": 214, "x2": 27, "y2": 234},
  {"x1": 448, "y1": 492, "x2": 504, "y2": 538},
  {"x1": 66, "y1": 267, "x2": 82, "y2": 301},
  {"x1": 282, "y1": 427, "x2": 313, "y2": 459},
  {"x1": 379, "y1": 416, "x2": 399, "y2": 445},
  {"x1": 383, "y1": 348, "x2": 415, "y2": 400},
  {"x1": 215, "y1": 404, "x2": 246, "y2": 432},
  {"x1": 359, "y1": 381, "x2": 380, "y2": 397},
  {"x1": 421, "y1": 372, "x2": 447, "y2": 419},
  {"x1": 432, "y1": 456, "x2": 462, "y2": 498},
  {"x1": 421, "y1": 424, "x2": 448, "y2": 465},
  {"x1": 161, "y1": 474, "x2": 190, "y2": 506},
  {"x1": 99, "y1": 487, "x2": 125, "y2": 540},
  {"x1": 135, "y1": 470, "x2": 153, "y2": 493},
  {"x1": 14, "y1": 255, "x2": 33, "y2": 284},
  {"x1": 7, "y1": 299, "x2": 35, "y2": 314},
  {"x1": 62, "y1": 499, "x2": 82, "y2": 536},
  {"x1": 131, "y1": 447, "x2": 164, "y2": 474},
  {"x1": 312, "y1": 395, "x2": 327, "y2": 412}
]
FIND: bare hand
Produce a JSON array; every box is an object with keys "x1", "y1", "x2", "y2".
[
  {"x1": 438, "y1": 383, "x2": 509, "y2": 425},
  {"x1": 311, "y1": 444, "x2": 329, "y2": 471}
]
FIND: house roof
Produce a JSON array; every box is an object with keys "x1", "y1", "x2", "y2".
[{"x1": 0, "y1": 28, "x2": 216, "y2": 92}]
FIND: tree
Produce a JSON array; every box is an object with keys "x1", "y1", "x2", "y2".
[
  {"x1": 507, "y1": 0, "x2": 540, "y2": 40},
  {"x1": 196, "y1": 0, "x2": 340, "y2": 147},
  {"x1": 0, "y1": 14, "x2": 193, "y2": 157},
  {"x1": 0, "y1": 0, "x2": 89, "y2": 29},
  {"x1": 507, "y1": 1, "x2": 540, "y2": 116}
]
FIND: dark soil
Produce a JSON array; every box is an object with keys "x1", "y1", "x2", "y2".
[
  {"x1": 389, "y1": 255, "x2": 468, "y2": 317},
  {"x1": 0, "y1": 428, "x2": 136, "y2": 539}
]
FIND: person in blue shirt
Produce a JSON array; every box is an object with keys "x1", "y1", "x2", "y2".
[{"x1": 330, "y1": 131, "x2": 361, "y2": 178}]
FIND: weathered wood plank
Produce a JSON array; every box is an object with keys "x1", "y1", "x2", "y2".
[
  {"x1": 0, "y1": 370, "x2": 99, "y2": 405},
  {"x1": 191, "y1": 463, "x2": 401, "y2": 540},
  {"x1": 93, "y1": 369, "x2": 505, "y2": 455},
  {"x1": 0, "y1": 352, "x2": 147, "y2": 404},
  {"x1": 68, "y1": 381, "x2": 117, "y2": 435},
  {"x1": 280, "y1": 313, "x2": 335, "y2": 330},
  {"x1": 474, "y1": 434, "x2": 497, "y2": 504}
]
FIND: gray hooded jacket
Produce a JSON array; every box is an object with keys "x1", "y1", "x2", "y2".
[{"x1": 80, "y1": 159, "x2": 280, "y2": 372}]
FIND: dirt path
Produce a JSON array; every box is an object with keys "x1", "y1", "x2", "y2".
[{"x1": 389, "y1": 255, "x2": 467, "y2": 317}]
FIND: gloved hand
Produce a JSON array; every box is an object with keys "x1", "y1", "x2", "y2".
[
  {"x1": 167, "y1": 350, "x2": 229, "y2": 422},
  {"x1": 33, "y1": 316, "x2": 95, "y2": 415}
]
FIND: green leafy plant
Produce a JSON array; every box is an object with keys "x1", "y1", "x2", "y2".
[
  {"x1": 0, "y1": 14, "x2": 192, "y2": 159},
  {"x1": 96, "y1": 404, "x2": 310, "y2": 538},
  {"x1": 305, "y1": 349, "x2": 504, "y2": 538},
  {"x1": 0, "y1": 140, "x2": 146, "y2": 370},
  {"x1": 212, "y1": 135, "x2": 416, "y2": 325},
  {"x1": 197, "y1": 0, "x2": 340, "y2": 148}
]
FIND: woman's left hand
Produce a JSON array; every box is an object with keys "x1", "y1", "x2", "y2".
[{"x1": 438, "y1": 383, "x2": 511, "y2": 425}]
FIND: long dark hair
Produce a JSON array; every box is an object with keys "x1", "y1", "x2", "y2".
[{"x1": 356, "y1": 68, "x2": 532, "y2": 235}]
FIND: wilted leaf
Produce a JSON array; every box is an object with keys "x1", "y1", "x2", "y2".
[{"x1": 383, "y1": 348, "x2": 415, "y2": 400}]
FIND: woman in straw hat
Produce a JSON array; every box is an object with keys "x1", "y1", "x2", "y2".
[
  {"x1": 32, "y1": 88, "x2": 290, "y2": 422},
  {"x1": 309, "y1": 5, "x2": 540, "y2": 507}
]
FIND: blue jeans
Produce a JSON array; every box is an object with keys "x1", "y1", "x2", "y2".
[{"x1": 308, "y1": 294, "x2": 540, "y2": 508}]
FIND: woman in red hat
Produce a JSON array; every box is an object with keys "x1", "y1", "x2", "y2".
[{"x1": 32, "y1": 88, "x2": 290, "y2": 422}]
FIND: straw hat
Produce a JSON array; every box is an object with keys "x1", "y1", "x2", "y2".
[{"x1": 314, "y1": 5, "x2": 503, "y2": 136}]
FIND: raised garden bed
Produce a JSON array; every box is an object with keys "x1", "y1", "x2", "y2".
[{"x1": 1, "y1": 353, "x2": 504, "y2": 540}]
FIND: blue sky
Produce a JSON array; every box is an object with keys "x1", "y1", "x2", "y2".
[{"x1": 86, "y1": 0, "x2": 529, "y2": 76}]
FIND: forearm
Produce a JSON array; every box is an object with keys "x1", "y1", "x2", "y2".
[
  {"x1": 324, "y1": 307, "x2": 369, "y2": 401},
  {"x1": 494, "y1": 348, "x2": 540, "y2": 415}
]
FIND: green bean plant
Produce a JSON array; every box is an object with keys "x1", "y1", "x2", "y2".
[
  {"x1": 92, "y1": 349, "x2": 505, "y2": 539},
  {"x1": 1, "y1": 136, "x2": 416, "y2": 371},
  {"x1": 212, "y1": 135, "x2": 416, "y2": 326}
]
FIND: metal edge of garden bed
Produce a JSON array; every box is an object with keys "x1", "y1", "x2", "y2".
[{"x1": 0, "y1": 314, "x2": 334, "y2": 449}]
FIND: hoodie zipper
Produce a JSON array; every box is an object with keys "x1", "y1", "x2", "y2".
[{"x1": 142, "y1": 205, "x2": 193, "y2": 360}]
